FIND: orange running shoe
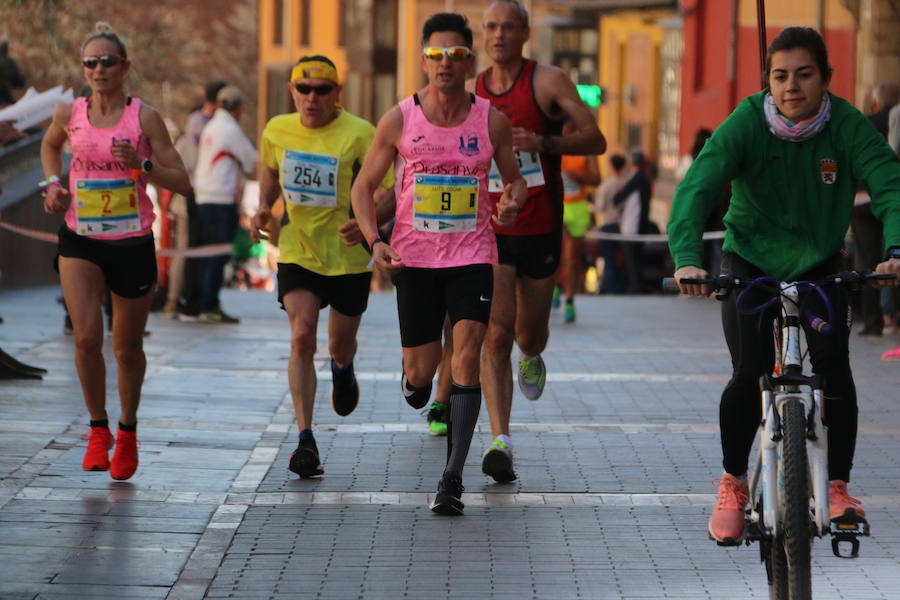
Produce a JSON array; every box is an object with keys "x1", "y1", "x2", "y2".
[
  {"x1": 708, "y1": 473, "x2": 749, "y2": 544},
  {"x1": 110, "y1": 428, "x2": 139, "y2": 480},
  {"x1": 829, "y1": 480, "x2": 866, "y2": 520},
  {"x1": 82, "y1": 426, "x2": 114, "y2": 471}
]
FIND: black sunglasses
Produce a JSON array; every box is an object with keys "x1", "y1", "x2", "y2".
[
  {"x1": 82, "y1": 55, "x2": 126, "y2": 69},
  {"x1": 294, "y1": 83, "x2": 336, "y2": 96}
]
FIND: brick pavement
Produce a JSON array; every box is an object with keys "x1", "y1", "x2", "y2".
[{"x1": 1, "y1": 285, "x2": 899, "y2": 599}]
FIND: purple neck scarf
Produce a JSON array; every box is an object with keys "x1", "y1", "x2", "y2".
[{"x1": 764, "y1": 92, "x2": 831, "y2": 142}]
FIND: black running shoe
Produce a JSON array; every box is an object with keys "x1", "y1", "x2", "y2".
[
  {"x1": 402, "y1": 372, "x2": 432, "y2": 409},
  {"x1": 331, "y1": 359, "x2": 359, "y2": 416},
  {"x1": 288, "y1": 446, "x2": 324, "y2": 478},
  {"x1": 430, "y1": 472, "x2": 465, "y2": 516},
  {"x1": 481, "y1": 439, "x2": 517, "y2": 483}
]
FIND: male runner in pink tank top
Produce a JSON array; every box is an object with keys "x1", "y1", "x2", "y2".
[{"x1": 351, "y1": 13, "x2": 526, "y2": 516}]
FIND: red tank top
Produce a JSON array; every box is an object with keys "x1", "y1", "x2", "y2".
[{"x1": 475, "y1": 59, "x2": 563, "y2": 236}]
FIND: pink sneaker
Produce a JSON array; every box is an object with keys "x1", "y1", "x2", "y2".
[
  {"x1": 880, "y1": 346, "x2": 900, "y2": 361},
  {"x1": 829, "y1": 480, "x2": 866, "y2": 520},
  {"x1": 709, "y1": 473, "x2": 749, "y2": 544}
]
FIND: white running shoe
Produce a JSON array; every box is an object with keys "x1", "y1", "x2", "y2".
[{"x1": 517, "y1": 354, "x2": 546, "y2": 401}]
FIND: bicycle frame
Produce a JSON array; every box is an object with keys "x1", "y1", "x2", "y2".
[{"x1": 747, "y1": 282, "x2": 830, "y2": 539}]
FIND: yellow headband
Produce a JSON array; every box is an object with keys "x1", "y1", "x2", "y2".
[{"x1": 291, "y1": 59, "x2": 338, "y2": 84}]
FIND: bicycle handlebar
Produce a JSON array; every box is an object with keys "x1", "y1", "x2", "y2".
[
  {"x1": 662, "y1": 272, "x2": 896, "y2": 334},
  {"x1": 662, "y1": 271, "x2": 895, "y2": 292}
]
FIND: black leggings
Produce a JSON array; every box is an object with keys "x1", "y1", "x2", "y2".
[{"x1": 719, "y1": 253, "x2": 857, "y2": 482}]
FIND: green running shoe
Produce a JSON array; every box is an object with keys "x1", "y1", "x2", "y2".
[
  {"x1": 517, "y1": 353, "x2": 546, "y2": 401},
  {"x1": 564, "y1": 301, "x2": 576, "y2": 323},
  {"x1": 427, "y1": 402, "x2": 448, "y2": 436},
  {"x1": 551, "y1": 285, "x2": 560, "y2": 310}
]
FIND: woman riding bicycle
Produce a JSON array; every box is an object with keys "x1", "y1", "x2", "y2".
[
  {"x1": 667, "y1": 27, "x2": 900, "y2": 545},
  {"x1": 41, "y1": 22, "x2": 190, "y2": 480}
]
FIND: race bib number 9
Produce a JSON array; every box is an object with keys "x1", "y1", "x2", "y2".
[
  {"x1": 75, "y1": 178, "x2": 140, "y2": 236},
  {"x1": 488, "y1": 150, "x2": 544, "y2": 193},
  {"x1": 414, "y1": 175, "x2": 478, "y2": 234},
  {"x1": 282, "y1": 149, "x2": 339, "y2": 207}
]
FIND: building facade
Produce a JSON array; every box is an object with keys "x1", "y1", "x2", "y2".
[
  {"x1": 257, "y1": 0, "x2": 577, "y2": 132},
  {"x1": 680, "y1": 0, "x2": 857, "y2": 161}
]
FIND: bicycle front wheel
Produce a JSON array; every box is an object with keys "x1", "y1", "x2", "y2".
[{"x1": 777, "y1": 397, "x2": 812, "y2": 599}]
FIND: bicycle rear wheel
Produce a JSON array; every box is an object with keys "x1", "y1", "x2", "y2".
[{"x1": 777, "y1": 397, "x2": 812, "y2": 599}]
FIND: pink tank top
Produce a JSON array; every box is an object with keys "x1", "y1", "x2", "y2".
[
  {"x1": 391, "y1": 94, "x2": 495, "y2": 269},
  {"x1": 65, "y1": 97, "x2": 155, "y2": 239}
]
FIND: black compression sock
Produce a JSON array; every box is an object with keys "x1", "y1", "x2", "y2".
[
  {"x1": 445, "y1": 383, "x2": 481, "y2": 476},
  {"x1": 118, "y1": 421, "x2": 136, "y2": 432},
  {"x1": 90, "y1": 419, "x2": 109, "y2": 429}
]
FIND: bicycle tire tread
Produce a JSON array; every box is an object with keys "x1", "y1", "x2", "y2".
[{"x1": 782, "y1": 398, "x2": 813, "y2": 599}]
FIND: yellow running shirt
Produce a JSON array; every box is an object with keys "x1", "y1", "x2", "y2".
[{"x1": 260, "y1": 110, "x2": 393, "y2": 275}]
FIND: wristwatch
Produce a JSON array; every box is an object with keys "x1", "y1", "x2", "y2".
[
  {"x1": 140, "y1": 159, "x2": 153, "y2": 174},
  {"x1": 887, "y1": 247, "x2": 900, "y2": 260},
  {"x1": 540, "y1": 134, "x2": 555, "y2": 154}
]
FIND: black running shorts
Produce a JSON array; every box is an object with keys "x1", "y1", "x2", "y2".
[
  {"x1": 277, "y1": 262, "x2": 372, "y2": 317},
  {"x1": 55, "y1": 224, "x2": 157, "y2": 298},
  {"x1": 496, "y1": 231, "x2": 561, "y2": 279},
  {"x1": 393, "y1": 264, "x2": 493, "y2": 348}
]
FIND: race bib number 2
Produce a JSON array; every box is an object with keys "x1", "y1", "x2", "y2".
[
  {"x1": 75, "y1": 178, "x2": 140, "y2": 236},
  {"x1": 282, "y1": 149, "x2": 339, "y2": 207},
  {"x1": 414, "y1": 175, "x2": 478, "y2": 234},
  {"x1": 488, "y1": 150, "x2": 544, "y2": 193}
]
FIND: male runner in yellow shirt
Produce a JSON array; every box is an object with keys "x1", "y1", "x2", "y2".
[{"x1": 251, "y1": 55, "x2": 394, "y2": 478}]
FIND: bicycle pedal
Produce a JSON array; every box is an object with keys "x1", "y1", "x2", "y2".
[
  {"x1": 709, "y1": 532, "x2": 743, "y2": 547},
  {"x1": 831, "y1": 535, "x2": 861, "y2": 559},
  {"x1": 830, "y1": 519, "x2": 869, "y2": 559}
]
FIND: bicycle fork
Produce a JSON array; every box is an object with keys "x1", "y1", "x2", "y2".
[{"x1": 748, "y1": 282, "x2": 868, "y2": 558}]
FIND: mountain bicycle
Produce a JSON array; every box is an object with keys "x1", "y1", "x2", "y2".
[{"x1": 665, "y1": 271, "x2": 895, "y2": 600}]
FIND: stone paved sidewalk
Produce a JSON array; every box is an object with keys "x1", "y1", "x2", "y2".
[{"x1": 1, "y1": 285, "x2": 899, "y2": 599}]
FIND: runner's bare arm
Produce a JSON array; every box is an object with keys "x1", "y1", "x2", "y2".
[
  {"x1": 350, "y1": 106, "x2": 403, "y2": 272},
  {"x1": 578, "y1": 155, "x2": 601, "y2": 187},
  {"x1": 489, "y1": 108, "x2": 527, "y2": 226},
  {"x1": 338, "y1": 187, "x2": 395, "y2": 246},
  {"x1": 131, "y1": 104, "x2": 191, "y2": 194},
  {"x1": 39, "y1": 103, "x2": 73, "y2": 214},
  {"x1": 351, "y1": 107, "x2": 401, "y2": 243},
  {"x1": 530, "y1": 66, "x2": 606, "y2": 157},
  {"x1": 251, "y1": 164, "x2": 280, "y2": 243}
]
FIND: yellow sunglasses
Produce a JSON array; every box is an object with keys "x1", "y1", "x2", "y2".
[{"x1": 423, "y1": 46, "x2": 472, "y2": 61}]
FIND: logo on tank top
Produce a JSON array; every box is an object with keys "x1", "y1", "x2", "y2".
[
  {"x1": 458, "y1": 135, "x2": 480, "y2": 157},
  {"x1": 410, "y1": 138, "x2": 447, "y2": 155},
  {"x1": 819, "y1": 158, "x2": 837, "y2": 184}
]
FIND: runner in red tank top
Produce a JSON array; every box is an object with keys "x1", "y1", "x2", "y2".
[{"x1": 469, "y1": 0, "x2": 606, "y2": 484}]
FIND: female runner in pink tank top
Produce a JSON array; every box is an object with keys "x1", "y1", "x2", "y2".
[{"x1": 40, "y1": 23, "x2": 190, "y2": 481}]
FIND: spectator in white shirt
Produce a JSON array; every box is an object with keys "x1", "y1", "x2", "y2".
[{"x1": 189, "y1": 85, "x2": 258, "y2": 323}]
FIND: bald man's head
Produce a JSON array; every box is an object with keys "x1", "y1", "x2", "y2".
[{"x1": 484, "y1": 1, "x2": 529, "y2": 29}]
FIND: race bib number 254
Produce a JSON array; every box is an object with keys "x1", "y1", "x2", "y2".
[{"x1": 282, "y1": 149, "x2": 339, "y2": 208}]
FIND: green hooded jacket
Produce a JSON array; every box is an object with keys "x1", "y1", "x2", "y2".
[{"x1": 668, "y1": 90, "x2": 900, "y2": 281}]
